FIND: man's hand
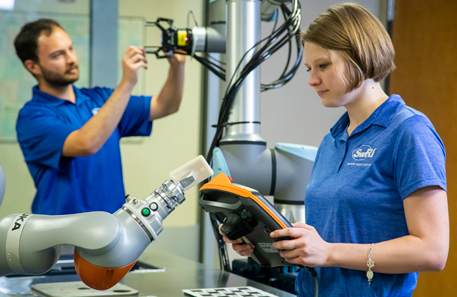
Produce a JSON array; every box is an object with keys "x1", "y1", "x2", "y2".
[
  {"x1": 219, "y1": 224, "x2": 254, "y2": 257},
  {"x1": 121, "y1": 46, "x2": 148, "y2": 88},
  {"x1": 165, "y1": 50, "x2": 187, "y2": 68},
  {"x1": 62, "y1": 46, "x2": 147, "y2": 157},
  {"x1": 270, "y1": 222, "x2": 331, "y2": 267}
]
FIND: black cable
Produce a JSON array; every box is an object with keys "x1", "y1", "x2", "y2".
[
  {"x1": 221, "y1": 0, "x2": 299, "y2": 99},
  {"x1": 195, "y1": 55, "x2": 226, "y2": 73},
  {"x1": 210, "y1": 216, "x2": 231, "y2": 271},
  {"x1": 260, "y1": 2, "x2": 302, "y2": 91},
  {"x1": 193, "y1": 0, "x2": 301, "y2": 95},
  {"x1": 207, "y1": 53, "x2": 226, "y2": 66},
  {"x1": 224, "y1": 12, "x2": 295, "y2": 94},
  {"x1": 187, "y1": 10, "x2": 199, "y2": 27},
  {"x1": 244, "y1": 7, "x2": 299, "y2": 91},
  {"x1": 194, "y1": 55, "x2": 226, "y2": 80},
  {"x1": 279, "y1": 8, "x2": 293, "y2": 79},
  {"x1": 261, "y1": 32, "x2": 302, "y2": 91}
]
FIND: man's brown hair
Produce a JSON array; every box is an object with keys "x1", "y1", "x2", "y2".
[{"x1": 14, "y1": 19, "x2": 63, "y2": 63}]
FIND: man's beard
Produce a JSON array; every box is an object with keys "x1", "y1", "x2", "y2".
[{"x1": 39, "y1": 64, "x2": 79, "y2": 87}]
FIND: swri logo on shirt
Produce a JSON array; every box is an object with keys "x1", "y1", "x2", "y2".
[
  {"x1": 92, "y1": 108, "x2": 100, "y2": 115},
  {"x1": 352, "y1": 145, "x2": 377, "y2": 161}
]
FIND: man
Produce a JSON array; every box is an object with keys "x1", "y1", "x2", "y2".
[{"x1": 14, "y1": 19, "x2": 186, "y2": 215}]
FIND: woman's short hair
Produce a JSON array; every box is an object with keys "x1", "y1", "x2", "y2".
[
  {"x1": 301, "y1": 3, "x2": 395, "y2": 92},
  {"x1": 14, "y1": 19, "x2": 63, "y2": 63}
]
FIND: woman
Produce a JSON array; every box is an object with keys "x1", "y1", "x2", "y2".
[{"x1": 225, "y1": 3, "x2": 449, "y2": 296}]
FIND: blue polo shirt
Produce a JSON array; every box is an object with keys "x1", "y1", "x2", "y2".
[
  {"x1": 296, "y1": 95, "x2": 446, "y2": 297},
  {"x1": 16, "y1": 85, "x2": 152, "y2": 215}
]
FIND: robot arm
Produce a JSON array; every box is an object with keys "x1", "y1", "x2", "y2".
[
  {"x1": 0, "y1": 212, "x2": 120, "y2": 276},
  {"x1": 143, "y1": 0, "x2": 298, "y2": 81},
  {"x1": 0, "y1": 155, "x2": 213, "y2": 291}
]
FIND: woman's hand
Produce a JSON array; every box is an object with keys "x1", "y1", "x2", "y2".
[
  {"x1": 219, "y1": 224, "x2": 254, "y2": 257},
  {"x1": 271, "y1": 222, "x2": 332, "y2": 267}
]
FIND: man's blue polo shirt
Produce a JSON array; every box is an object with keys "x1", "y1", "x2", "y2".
[
  {"x1": 296, "y1": 95, "x2": 446, "y2": 297},
  {"x1": 16, "y1": 85, "x2": 152, "y2": 215}
]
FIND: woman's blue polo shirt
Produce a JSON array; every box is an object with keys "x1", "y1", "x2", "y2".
[
  {"x1": 16, "y1": 85, "x2": 152, "y2": 215},
  {"x1": 296, "y1": 95, "x2": 446, "y2": 297}
]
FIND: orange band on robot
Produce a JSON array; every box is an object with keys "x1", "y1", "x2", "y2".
[{"x1": 74, "y1": 249, "x2": 137, "y2": 291}]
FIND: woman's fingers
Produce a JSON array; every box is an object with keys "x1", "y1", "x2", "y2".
[{"x1": 233, "y1": 242, "x2": 254, "y2": 256}]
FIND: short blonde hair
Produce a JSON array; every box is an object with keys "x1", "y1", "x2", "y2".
[{"x1": 302, "y1": 3, "x2": 395, "y2": 92}]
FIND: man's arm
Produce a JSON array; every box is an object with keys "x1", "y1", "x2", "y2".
[
  {"x1": 62, "y1": 46, "x2": 147, "y2": 157},
  {"x1": 149, "y1": 52, "x2": 186, "y2": 121}
]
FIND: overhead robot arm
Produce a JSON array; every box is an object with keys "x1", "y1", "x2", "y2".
[{"x1": 0, "y1": 156, "x2": 213, "y2": 291}]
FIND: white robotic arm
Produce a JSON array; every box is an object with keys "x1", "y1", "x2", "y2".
[{"x1": 0, "y1": 156, "x2": 213, "y2": 291}]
